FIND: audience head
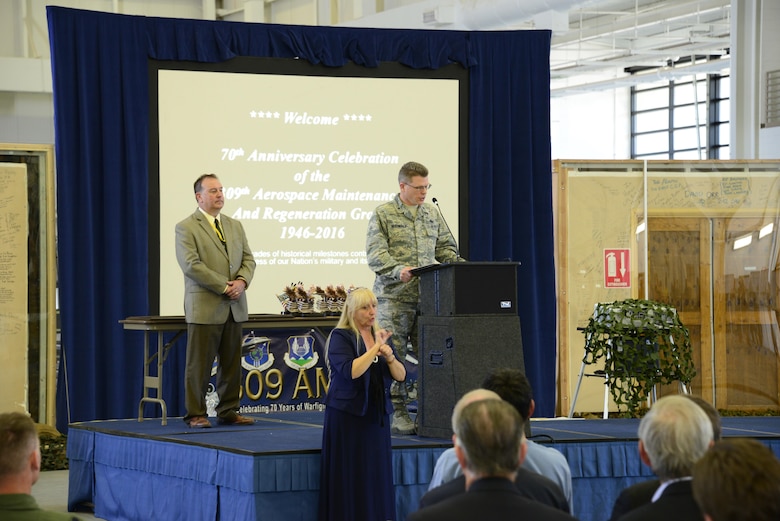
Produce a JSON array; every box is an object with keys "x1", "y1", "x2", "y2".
[
  {"x1": 481, "y1": 368, "x2": 533, "y2": 419},
  {"x1": 0, "y1": 412, "x2": 41, "y2": 492},
  {"x1": 450, "y1": 388, "x2": 501, "y2": 433},
  {"x1": 692, "y1": 438, "x2": 780, "y2": 521},
  {"x1": 684, "y1": 395, "x2": 721, "y2": 441},
  {"x1": 454, "y1": 399, "x2": 526, "y2": 480},
  {"x1": 637, "y1": 394, "x2": 713, "y2": 481}
]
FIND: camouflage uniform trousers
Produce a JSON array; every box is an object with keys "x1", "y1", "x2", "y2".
[{"x1": 377, "y1": 298, "x2": 419, "y2": 412}]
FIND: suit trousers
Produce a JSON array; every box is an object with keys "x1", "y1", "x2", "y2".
[{"x1": 184, "y1": 312, "x2": 243, "y2": 419}]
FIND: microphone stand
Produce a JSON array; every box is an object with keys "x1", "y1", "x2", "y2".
[{"x1": 432, "y1": 197, "x2": 461, "y2": 260}]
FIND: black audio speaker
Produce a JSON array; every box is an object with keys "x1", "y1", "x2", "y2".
[
  {"x1": 417, "y1": 315, "x2": 525, "y2": 438},
  {"x1": 414, "y1": 262, "x2": 520, "y2": 316}
]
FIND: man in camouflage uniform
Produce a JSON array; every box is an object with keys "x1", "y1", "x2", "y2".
[{"x1": 366, "y1": 161, "x2": 461, "y2": 435}]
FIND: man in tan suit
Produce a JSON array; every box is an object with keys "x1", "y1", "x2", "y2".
[{"x1": 175, "y1": 174, "x2": 256, "y2": 428}]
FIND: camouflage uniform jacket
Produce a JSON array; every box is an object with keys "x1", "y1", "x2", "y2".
[{"x1": 366, "y1": 194, "x2": 460, "y2": 303}]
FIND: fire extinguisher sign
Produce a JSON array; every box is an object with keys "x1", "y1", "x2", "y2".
[{"x1": 604, "y1": 248, "x2": 630, "y2": 288}]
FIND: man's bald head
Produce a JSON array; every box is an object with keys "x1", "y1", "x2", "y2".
[{"x1": 451, "y1": 389, "x2": 501, "y2": 432}]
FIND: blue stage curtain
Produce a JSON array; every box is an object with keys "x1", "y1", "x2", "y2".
[{"x1": 47, "y1": 6, "x2": 555, "y2": 432}]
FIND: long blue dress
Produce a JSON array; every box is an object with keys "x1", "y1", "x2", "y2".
[{"x1": 318, "y1": 328, "x2": 397, "y2": 521}]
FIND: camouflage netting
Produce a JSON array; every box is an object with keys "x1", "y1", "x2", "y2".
[{"x1": 37, "y1": 423, "x2": 68, "y2": 471}]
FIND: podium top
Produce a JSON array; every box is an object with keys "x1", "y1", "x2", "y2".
[
  {"x1": 410, "y1": 260, "x2": 520, "y2": 277},
  {"x1": 413, "y1": 261, "x2": 521, "y2": 316}
]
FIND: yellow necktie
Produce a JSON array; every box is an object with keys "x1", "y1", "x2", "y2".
[{"x1": 214, "y1": 218, "x2": 226, "y2": 246}]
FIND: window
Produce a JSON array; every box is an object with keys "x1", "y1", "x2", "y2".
[{"x1": 631, "y1": 57, "x2": 729, "y2": 159}]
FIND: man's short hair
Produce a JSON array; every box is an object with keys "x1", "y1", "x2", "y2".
[
  {"x1": 454, "y1": 399, "x2": 524, "y2": 477},
  {"x1": 0, "y1": 412, "x2": 38, "y2": 477},
  {"x1": 398, "y1": 161, "x2": 428, "y2": 184},
  {"x1": 194, "y1": 173, "x2": 218, "y2": 193},
  {"x1": 482, "y1": 368, "x2": 533, "y2": 420},
  {"x1": 692, "y1": 438, "x2": 780, "y2": 521},
  {"x1": 637, "y1": 395, "x2": 713, "y2": 480},
  {"x1": 683, "y1": 395, "x2": 722, "y2": 441}
]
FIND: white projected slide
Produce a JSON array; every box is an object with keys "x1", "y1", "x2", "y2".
[{"x1": 155, "y1": 60, "x2": 463, "y2": 315}]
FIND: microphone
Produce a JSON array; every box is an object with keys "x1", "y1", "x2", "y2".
[{"x1": 432, "y1": 197, "x2": 460, "y2": 260}]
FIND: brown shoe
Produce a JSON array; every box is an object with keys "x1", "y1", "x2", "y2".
[
  {"x1": 186, "y1": 416, "x2": 212, "y2": 428},
  {"x1": 217, "y1": 413, "x2": 254, "y2": 426}
]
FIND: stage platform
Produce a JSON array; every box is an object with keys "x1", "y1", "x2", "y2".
[{"x1": 67, "y1": 413, "x2": 780, "y2": 521}]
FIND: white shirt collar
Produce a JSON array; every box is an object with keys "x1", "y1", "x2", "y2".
[
  {"x1": 198, "y1": 207, "x2": 220, "y2": 224},
  {"x1": 651, "y1": 476, "x2": 692, "y2": 502}
]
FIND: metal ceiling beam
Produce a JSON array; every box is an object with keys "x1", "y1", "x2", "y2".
[
  {"x1": 556, "y1": 0, "x2": 730, "y2": 45},
  {"x1": 550, "y1": 55, "x2": 730, "y2": 96},
  {"x1": 548, "y1": 0, "x2": 731, "y2": 93}
]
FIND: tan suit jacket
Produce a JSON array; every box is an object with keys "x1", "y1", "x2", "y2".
[{"x1": 175, "y1": 209, "x2": 255, "y2": 324}]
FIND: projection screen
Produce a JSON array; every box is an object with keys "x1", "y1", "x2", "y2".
[{"x1": 150, "y1": 58, "x2": 468, "y2": 315}]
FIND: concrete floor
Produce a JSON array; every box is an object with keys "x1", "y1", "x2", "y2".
[{"x1": 33, "y1": 470, "x2": 100, "y2": 520}]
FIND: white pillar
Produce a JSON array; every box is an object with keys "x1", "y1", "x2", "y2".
[{"x1": 730, "y1": 0, "x2": 760, "y2": 159}]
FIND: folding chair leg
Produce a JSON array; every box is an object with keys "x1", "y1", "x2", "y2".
[{"x1": 568, "y1": 360, "x2": 587, "y2": 418}]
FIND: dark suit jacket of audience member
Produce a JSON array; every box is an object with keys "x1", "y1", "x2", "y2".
[
  {"x1": 407, "y1": 477, "x2": 578, "y2": 521},
  {"x1": 419, "y1": 467, "x2": 570, "y2": 513},
  {"x1": 616, "y1": 480, "x2": 703, "y2": 521},
  {"x1": 609, "y1": 479, "x2": 659, "y2": 520}
]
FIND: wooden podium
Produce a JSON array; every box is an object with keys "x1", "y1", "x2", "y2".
[{"x1": 412, "y1": 262, "x2": 526, "y2": 438}]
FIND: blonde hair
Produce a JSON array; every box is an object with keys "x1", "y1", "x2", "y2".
[
  {"x1": 325, "y1": 288, "x2": 380, "y2": 379},
  {"x1": 335, "y1": 287, "x2": 380, "y2": 336}
]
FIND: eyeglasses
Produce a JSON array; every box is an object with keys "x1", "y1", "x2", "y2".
[{"x1": 404, "y1": 183, "x2": 432, "y2": 192}]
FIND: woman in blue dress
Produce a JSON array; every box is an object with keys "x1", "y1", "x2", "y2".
[{"x1": 318, "y1": 287, "x2": 407, "y2": 521}]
